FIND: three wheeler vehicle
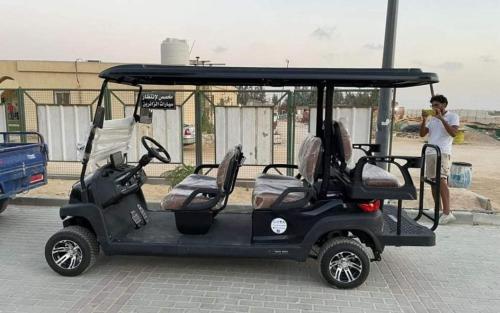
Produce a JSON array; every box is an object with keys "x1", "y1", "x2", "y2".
[
  {"x1": 45, "y1": 65, "x2": 442, "y2": 289},
  {"x1": 0, "y1": 132, "x2": 48, "y2": 213}
]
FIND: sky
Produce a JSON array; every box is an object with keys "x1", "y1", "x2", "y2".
[{"x1": 1, "y1": 0, "x2": 499, "y2": 109}]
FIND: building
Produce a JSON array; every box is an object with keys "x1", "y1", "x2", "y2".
[{"x1": 0, "y1": 60, "x2": 237, "y2": 133}]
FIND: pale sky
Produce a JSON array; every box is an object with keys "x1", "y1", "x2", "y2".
[{"x1": 2, "y1": 0, "x2": 499, "y2": 109}]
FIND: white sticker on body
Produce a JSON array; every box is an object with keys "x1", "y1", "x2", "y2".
[{"x1": 271, "y1": 218, "x2": 287, "y2": 234}]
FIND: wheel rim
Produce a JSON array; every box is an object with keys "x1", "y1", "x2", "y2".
[
  {"x1": 51, "y1": 240, "x2": 83, "y2": 270},
  {"x1": 328, "y1": 251, "x2": 363, "y2": 283}
]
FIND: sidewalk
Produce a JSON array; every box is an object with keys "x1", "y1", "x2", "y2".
[{"x1": 1, "y1": 205, "x2": 499, "y2": 313}]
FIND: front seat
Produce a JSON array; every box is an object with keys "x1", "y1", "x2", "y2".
[{"x1": 161, "y1": 145, "x2": 244, "y2": 234}]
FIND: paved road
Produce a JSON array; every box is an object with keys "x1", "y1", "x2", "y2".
[{"x1": 1, "y1": 205, "x2": 499, "y2": 313}]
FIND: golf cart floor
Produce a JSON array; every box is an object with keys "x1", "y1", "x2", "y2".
[
  {"x1": 116, "y1": 211, "x2": 252, "y2": 246},
  {"x1": 381, "y1": 205, "x2": 435, "y2": 246}
]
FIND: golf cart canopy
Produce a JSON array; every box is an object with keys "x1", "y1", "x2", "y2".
[{"x1": 99, "y1": 65, "x2": 438, "y2": 87}]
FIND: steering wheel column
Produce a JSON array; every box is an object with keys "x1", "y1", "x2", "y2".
[{"x1": 118, "y1": 136, "x2": 172, "y2": 184}]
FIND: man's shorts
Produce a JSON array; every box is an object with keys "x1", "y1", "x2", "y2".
[{"x1": 425, "y1": 153, "x2": 451, "y2": 179}]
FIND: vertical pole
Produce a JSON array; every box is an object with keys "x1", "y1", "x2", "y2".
[
  {"x1": 16, "y1": 88, "x2": 26, "y2": 142},
  {"x1": 316, "y1": 85, "x2": 324, "y2": 138},
  {"x1": 104, "y1": 88, "x2": 112, "y2": 120},
  {"x1": 375, "y1": 0, "x2": 399, "y2": 169},
  {"x1": 388, "y1": 88, "x2": 397, "y2": 172},
  {"x1": 319, "y1": 83, "x2": 334, "y2": 199},
  {"x1": 195, "y1": 87, "x2": 203, "y2": 166},
  {"x1": 286, "y1": 91, "x2": 294, "y2": 176}
]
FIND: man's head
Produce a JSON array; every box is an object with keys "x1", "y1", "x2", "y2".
[{"x1": 430, "y1": 94, "x2": 448, "y2": 114}]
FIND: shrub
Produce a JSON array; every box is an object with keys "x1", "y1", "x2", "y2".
[{"x1": 161, "y1": 164, "x2": 195, "y2": 189}]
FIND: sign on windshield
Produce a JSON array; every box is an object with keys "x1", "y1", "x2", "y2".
[{"x1": 140, "y1": 92, "x2": 175, "y2": 109}]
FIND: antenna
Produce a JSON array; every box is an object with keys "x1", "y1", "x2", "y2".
[{"x1": 189, "y1": 40, "x2": 196, "y2": 58}]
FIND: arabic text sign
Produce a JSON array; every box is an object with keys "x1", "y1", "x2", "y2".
[{"x1": 140, "y1": 92, "x2": 176, "y2": 109}]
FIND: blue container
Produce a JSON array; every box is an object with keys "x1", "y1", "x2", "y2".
[{"x1": 449, "y1": 162, "x2": 472, "y2": 189}]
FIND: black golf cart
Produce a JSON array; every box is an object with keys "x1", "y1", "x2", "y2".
[{"x1": 45, "y1": 65, "x2": 442, "y2": 289}]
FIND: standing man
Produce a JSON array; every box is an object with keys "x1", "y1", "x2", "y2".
[{"x1": 420, "y1": 95, "x2": 459, "y2": 224}]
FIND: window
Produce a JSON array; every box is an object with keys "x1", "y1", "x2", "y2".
[{"x1": 54, "y1": 90, "x2": 70, "y2": 106}]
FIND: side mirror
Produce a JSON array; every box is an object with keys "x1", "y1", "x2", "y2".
[{"x1": 93, "y1": 107, "x2": 105, "y2": 128}]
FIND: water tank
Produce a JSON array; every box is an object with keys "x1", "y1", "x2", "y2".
[{"x1": 161, "y1": 38, "x2": 189, "y2": 65}]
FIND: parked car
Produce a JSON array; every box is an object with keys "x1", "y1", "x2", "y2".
[
  {"x1": 0, "y1": 132, "x2": 48, "y2": 213},
  {"x1": 183, "y1": 124, "x2": 195, "y2": 145}
]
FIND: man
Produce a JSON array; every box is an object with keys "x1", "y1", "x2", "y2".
[{"x1": 420, "y1": 95, "x2": 459, "y2": 224}]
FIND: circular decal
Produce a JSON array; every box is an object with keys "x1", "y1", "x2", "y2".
[{"x1": 271, "y1": 218, "x2": 287, "y2": 234}]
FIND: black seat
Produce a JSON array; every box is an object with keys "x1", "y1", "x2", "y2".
[
  {"x1": 252, "y1": 135, "x2": 322, "y2": 210},
  {"x1": 160, "y1": 145, "x2": 244, "y2": 234},
  {"x1": 331, "y1": 121, "x2": 420, "y2": 200}
]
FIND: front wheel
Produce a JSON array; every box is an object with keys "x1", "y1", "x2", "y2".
[
  {"x1": 318, "y1": 237, "x2": 370, "y2": 289},
  {"x1": 45, "y1": 226, "x2": 99, "y2": 276},
  {"x1": 0, "y1": 198, "x2": 9, "y2": 214}
]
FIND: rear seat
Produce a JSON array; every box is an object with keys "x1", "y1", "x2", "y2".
[
  {"x1": 335, "y1": 122, "x2": 400, "y2": 188},
  {"x1": 252, "y1": 135, "x2": 322, "y2": 210}
]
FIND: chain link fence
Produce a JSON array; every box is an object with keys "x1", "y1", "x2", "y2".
[{"x1": 1, "y1": 87, "x2": 378, "y2": 180}]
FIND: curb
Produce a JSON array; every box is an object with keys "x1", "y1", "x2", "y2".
[
  {"x1": 10, "y1": 196, "x2": 163, "y2": 211},
  {"x1": 9, "y1": 196, "x2": 500, "y2": 226}
]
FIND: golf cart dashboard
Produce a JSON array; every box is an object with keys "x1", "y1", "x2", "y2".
[{"x1": 70, "y1": 163, "x2": 146, "y2": 207}]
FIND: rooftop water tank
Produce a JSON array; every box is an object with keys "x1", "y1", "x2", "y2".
[{"x1": 161, "y1": 38, "x2": 189, "y2": 66}]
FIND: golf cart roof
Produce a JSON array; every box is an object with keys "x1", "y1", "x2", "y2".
[{"x1": 99, "y1": 65, "x2": 438, "y2": 88}]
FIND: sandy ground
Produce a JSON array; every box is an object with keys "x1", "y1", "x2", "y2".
[
  {"x1": 391, "y1": 134, "x2": 500, "y2": 210},
  {"x1": 27, "y1": 129, "x2": 499, "y2": 211}
]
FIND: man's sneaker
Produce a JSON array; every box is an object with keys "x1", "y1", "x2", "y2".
[{"x1": 439, "y1": 213, "x2": 456, "y2": 225}]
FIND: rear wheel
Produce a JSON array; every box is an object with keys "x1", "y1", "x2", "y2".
[
  {"x1": 318, "y1": 237, "x2": 370, "y2": 289},
  {"x1": 0, "y1": 198, "x2": 9, "y2": 214},
  {"x1": 45, "y1": 226, "x2": 99, "y2": 276}
]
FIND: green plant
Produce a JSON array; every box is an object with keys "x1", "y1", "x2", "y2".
[{"x1": 161, "y1": 165, "x2": 195, "y2": 189}]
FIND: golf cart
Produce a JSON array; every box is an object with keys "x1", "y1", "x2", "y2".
[{"x1": 45, "y1": 65, "x2": 442, "y2": 289}]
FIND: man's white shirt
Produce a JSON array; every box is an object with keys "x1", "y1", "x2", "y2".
[{"x1": 425, "y1": 111, "x2": 460, "y2": 155}]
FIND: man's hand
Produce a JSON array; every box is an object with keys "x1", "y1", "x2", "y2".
[
  {"x1": 434, "y1": 108, "x2": 444, "y2": 120},
  {"x1": 435, "y1": 111, "x2": 458, "y2": 137},
  {"x1": 419, "y1": 114, "x2": 429, "y2": 137}
]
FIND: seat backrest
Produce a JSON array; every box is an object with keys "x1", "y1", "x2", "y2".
[
  {"x1": 332, "y1": 121, "x2": 353, "y2": 169},
  {"x1": 216, "y1": 145, "x2": 243, "y2": 193},
  {"x1": 297, "y1": 135, "x2": 322, "y2": 184}
]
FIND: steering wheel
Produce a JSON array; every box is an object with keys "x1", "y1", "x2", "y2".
[{"x1": 141, "y1": 136, "x2": 171, "y2": 164}]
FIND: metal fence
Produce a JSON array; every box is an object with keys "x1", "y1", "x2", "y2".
[{"x1": 0, "y1": 87, "x2": 377, "y2": 180}]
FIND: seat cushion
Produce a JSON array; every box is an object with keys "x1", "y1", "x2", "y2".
[
  {"x1": 297, "y1": 136, "x2": 322, "y2": 184},
  {"x1": 161, "y1": 174, "x2": 219, "y2": 210},
  {"x1": 362, "y1": 163, "x2": 401, "y2": 188},
  {"x1": 252, "y1": 174, "x2": 307, "y2": 210},
  {"x1": 338, "y1": 122, "x2": 353, "y2": 162},
  {"x1": 216, "y1": 148, "x2": 237, "y2": 190}
]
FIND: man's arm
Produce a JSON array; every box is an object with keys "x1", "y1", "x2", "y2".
[
  {"x1": 419, "y1": 114, "x2": 429, "y2": 137},
  {"x1": 436, "y1": 112, "x2": 459, "y2": 137}
]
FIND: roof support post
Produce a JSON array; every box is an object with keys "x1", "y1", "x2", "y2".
[
  {"x1": 376, "y1": 0, "x2": 399, "y2": 169},
  {"x1": 316, "y1": 84, "x2": 325, "y2": 139},
  {"x1": 195, "y1": 87, "x2": 203, "y2": 167},
  {"x1": 319, "y1": 83, "x2": 334, "y2": 199}
]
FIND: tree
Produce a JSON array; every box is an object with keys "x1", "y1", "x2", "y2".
[
  {"x1": 293, "y1": 86, "x2": 317, "y2": 107},
  {"x1": 236, "y1": 86, "x2": 267, "y2": 106}
]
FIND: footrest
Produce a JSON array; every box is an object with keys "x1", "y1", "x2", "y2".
[{"x1": 381, "y1": 205, "x2": 435, "y2": 246}]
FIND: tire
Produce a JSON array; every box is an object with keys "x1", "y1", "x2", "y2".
[
  {"x1": 45, "y1": 226, "x2": 99, "y2": 276},
  {"x1": 318, "y1": 237, "x2": 370, "y2": 289},
  {"x1": 0, "y1": 198, "x2": 8, "y2": 214}
]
